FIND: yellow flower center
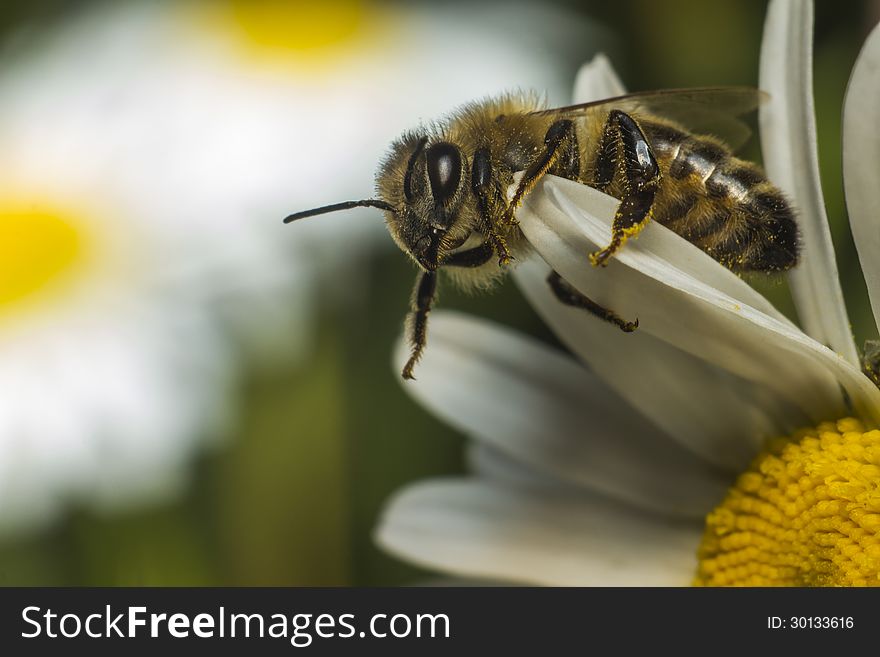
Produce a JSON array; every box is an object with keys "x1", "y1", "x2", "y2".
[
  {"x1": 226, "y1": 0, "x2": 364, "y2": 53},
  {"x1": 189, "y1": 0, "x2": 390, "y2": 70},
  {"x1": 0, "y1": 200, "x2": 89, "y2": 314},
  {"x1": 695, "y1": 418, "x2": 880, "y2": 586}
]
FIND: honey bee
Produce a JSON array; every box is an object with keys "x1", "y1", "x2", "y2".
[{"x1": 284, "y1": 89, "x2": 799, "y2": 379}]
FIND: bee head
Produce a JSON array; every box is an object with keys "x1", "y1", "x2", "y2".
[
  {"x1": 377, "y1": 134, "x2": 471, "y2": 271},
  {"x1": 283, "y1": 133, "x2": 472, "y2": 272}
]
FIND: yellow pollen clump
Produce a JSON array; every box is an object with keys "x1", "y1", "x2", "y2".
[{"x1": 695, "y1": 418, "x2": 880, "y2": 586}]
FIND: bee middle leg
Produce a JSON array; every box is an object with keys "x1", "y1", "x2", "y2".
[
  {"x1": 503, "y1": 119, "x2": 580, "y2": 227},
  {"x1": 547, "y1": 270, "x2": 638, "y2": 332},
  {"x1": 401, "y1": 242, "x2": 495, "y2": 380},
  {"x1": 590, "y1": 109, "x2": 661, "y2": 267}
]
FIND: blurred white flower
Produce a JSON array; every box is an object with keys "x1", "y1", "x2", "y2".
[
  {"x1": 376, "y1": 0, "x2": 880, "y2": 586},
  {"x1": 0, "y1": 0, "x2": 593, "y2": 533}
]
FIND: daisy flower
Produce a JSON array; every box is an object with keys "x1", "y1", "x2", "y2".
[
  {"x1": 0, "y1": 0, "x2": 584, "y2": 534},
  {"x1": 375, "y1": 0, "x2": 880, "y2": 586}
]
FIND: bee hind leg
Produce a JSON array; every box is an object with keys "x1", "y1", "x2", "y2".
[
  {"x1": 547, "y1": 270, "x2": 638, "y2": 332},
  {"x1": 590, "y1": 110, "x2": 661, "y2": 267}
]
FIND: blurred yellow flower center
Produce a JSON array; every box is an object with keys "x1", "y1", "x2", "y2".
[
  {"x1": 695, "y1": 418, "x2": 880, "y2": 586},
  {"x1": 0, "y1": 203, "x2": 84, "y2": 310},
  {"x1": 212, "y1": 0, "x2": 366, "y2": 54}
]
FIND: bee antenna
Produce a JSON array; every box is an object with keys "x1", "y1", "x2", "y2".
[{"x1": 283, "y1": 199, "x2": 395, "y2": 224}]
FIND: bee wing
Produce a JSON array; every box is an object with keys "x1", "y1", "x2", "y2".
[{"x1": 535, "y1": 87, "x2": 769, "y2": 151}]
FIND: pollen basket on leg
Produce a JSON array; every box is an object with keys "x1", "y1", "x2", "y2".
[{"x1": 695, "y1": 418, "x2": 880, "y2": 586}]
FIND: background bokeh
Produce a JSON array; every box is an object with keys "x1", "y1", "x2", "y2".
[{"x1": 0, "y1": 0, "x2": 876, "y2": 586}]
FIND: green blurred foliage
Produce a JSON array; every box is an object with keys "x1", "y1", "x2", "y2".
[{"x1": 0, "y1": 0, "x2": 876, "y2": 586}]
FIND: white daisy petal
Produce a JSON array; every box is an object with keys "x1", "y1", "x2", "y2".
[
  {"x1": 572, "y1": 53, "x2": 626, "y2": 104},
  {"x1": 513, "y1": 256, "x2": 802, "y2": 469},
  {"x1": 395, "y1": 312, "x2": 729, "y2": 518},
  {"x1": 466, "y1": 443, "x2": 561, "y2": 490},
  {"x1": 759, "y1": 0, "x2": 858, "y2": 366},
  {"x1": 376, "y1": 479, "x2": 701, "y2": 586},
  {"x1": 842, "y1": 20, "x2": 880, "y2": 336},
  {"x1": 517, "y1": 175, "x2": 880, "y2": 426}
]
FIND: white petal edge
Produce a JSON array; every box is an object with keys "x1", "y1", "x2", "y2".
[
  {"x1": 466, "y1": 441, "x2": 721, "y2": 521},
  {"x1": 466, "y1": 443, "x2": 560, "y2": 489},
  {"x1": 572, "y1": 53, "x2": 626, "y2": 103},
  {"x1": 759, "y1": 0, "x2": 859, "y2": 366},
  {"x1": 514, "y1": 256, "x2": 804, "y2": 468},
  {"x1": 395, "y1": 312, "x2": 729, "y2": 518},
  {"x1": 376, "y1": 478, "x2": 701, "y2": 586},
  {"x1": 842, "y1": 18, "x2": 880, "y2": 337},
  {"x1": 516, "y1": 175, "x2": 880, "y2": 427}
]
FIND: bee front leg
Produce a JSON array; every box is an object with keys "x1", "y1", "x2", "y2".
[
  {"x1": 547, "y1": 271, "x2": 638, "y2": 332},
  {"x1": 472, "y1": 147, "x2": 512, "y2": 265},
  {"x1": 503, "y1": 119, "x2": 580, "y2": 227},
  {"x1": 589, "y1": 110, "x2": 661, "y2": 268},
  {"x1": 402, "y1": 270, "x2": 437, "y2": 380},
  {"x1": 401, "y1": 242, "x2": 495, "y2": 380}
]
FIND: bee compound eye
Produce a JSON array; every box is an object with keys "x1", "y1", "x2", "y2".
[{"x1": 426, "y1": 142, "x2": 462, "y2": 204}]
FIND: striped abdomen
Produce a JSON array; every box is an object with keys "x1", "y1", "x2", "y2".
[{"x1": 641, "y1": 119, "x2": 799, "y2": 273}]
